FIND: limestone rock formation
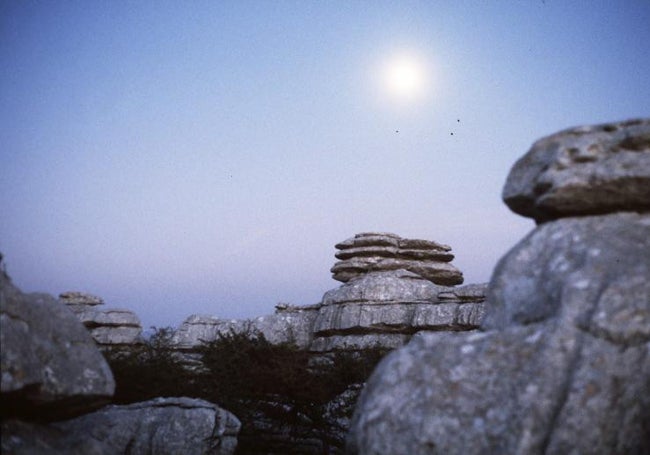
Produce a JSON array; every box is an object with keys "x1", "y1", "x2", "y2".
[
  {"x1": 503, "y1": 118, "x2": 650, "y2": 222},
  {"x1": 1, "y1": 263, "x2": 115, "y2": 421},
  {"x1": 348, "y1": 120, "x2": 650, "y2": 454},
  {"x1": 2, "y1": 397, "x2": 241, "y2": 455},
  {"x1": 332, "y1": 232, "x2": 463, "y2": 285},
  {"x1": 311, "y1": 271, "x2": 485, "y2": 352},
  {"x1": 172, "y1": 303, "x2": 320, "y2": 351},
  {"x1": 61, "y1": 291, "x2": 143, "y2": 346}
]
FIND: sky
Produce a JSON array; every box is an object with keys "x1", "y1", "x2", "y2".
[{"x1": 1, "y1": 1, "x2": 649, "y2": 329}]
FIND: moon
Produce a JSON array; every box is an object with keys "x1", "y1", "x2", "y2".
[{"x1": 381, "y1": 52, "x2": 429, "y2": 103}]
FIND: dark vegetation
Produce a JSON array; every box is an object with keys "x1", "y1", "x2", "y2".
[{"x1": 104, "y1": 327, "x2": 389, "y2": 454}]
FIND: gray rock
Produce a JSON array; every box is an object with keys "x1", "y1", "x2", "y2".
[
  {"x1": 335, "y1": 232, "x2": 401, "y2": 249},
  {"x1": 1, "y1": 265, "x2": 115, "y2": 421},
  {"x1": 59, "y1": 291, "x2": 104, "y2": 306},
  {"x1": 335, "y1": 245, "x2": 399, "y2": 260},
  {"x1": 332, "y1": 258, "x2": 463, "y2": 285},
  {"x1": 2, "y1": 397, "x2": 241, "y2": 455},
  {"x1": 88, "y1": 326, "x2": 143, "y2": 345},
  {"x1": 397, "y1": 238, "x2": 451, "y2": 251},
  {"x1": 438, "y1": 283, "x2": 488, "y2": 303},
  {"x1": 503, "y1": 118, "x2": 650, "y2": 222},
  {"x1": 172, "y1": 304, "x2": 319, "y2": 351},
  {"x1": 312, "y1": 271, "x2": 483, "y2": 352},
  {"x1": 73, "y1": 307, "x2": 143, "y2": 346},
  {"x1": 332, "y1": 233, "x2": 462, "y2": 285},
  {"x1": 483, "y1": 212, "x2": 650, "y2": 330},
  {"x1": 60, "y1": 291, "x2": 143, "y2": 346},
  {"x1": 347, "y1": 212, "x2": 650, "y2": 454}
]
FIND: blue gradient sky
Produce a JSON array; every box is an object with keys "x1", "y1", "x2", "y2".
[{"x1": 2, "y1": 1, "x2": 649, "y2": 329}]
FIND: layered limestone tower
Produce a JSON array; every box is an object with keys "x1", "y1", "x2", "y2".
[
  {"x1": 331, "y1": 232, "x2": 463, "y2": 285},
  {"x1": 311, "y1": 233, "x2": 484, "y2": 352},
  {"x1": 60, "y1": 291, "x2": 143, "y2": 347}
]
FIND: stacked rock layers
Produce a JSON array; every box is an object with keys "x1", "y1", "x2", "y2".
[
  {"x1": 60, "y1": 291, "x2": 142, "y2": 347},
  {"x1": 312, "y1": 270, "x2": 486, "y2": 352},
  {"x1": 331, "y1": 232, "x2": 463, "y2": 285}
]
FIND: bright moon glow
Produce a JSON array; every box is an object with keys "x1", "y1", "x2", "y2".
[{"x1": 381, "y1": 53, "x2": 429, "y2": 103}]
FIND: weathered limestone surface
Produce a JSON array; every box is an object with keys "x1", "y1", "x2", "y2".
[
  {"x1": 503, "y1": 118, "x2": 650, "y2": 222},
  {"x1": 349, "y1": 213, "x2": 650, "y2": 454},
  {"x1": 312, "y1": 271, "x2": 485, "y2": 352},
  {"x1": 61, "y1": 292, "x2": 142, "y2": 346},
  {"x1": 172, "y1": 303, "x2": 320, "y2": 350},
  {"x1": 348, "y1": 120, "x2": 650, "y2": 455},
  {"x1": 2, "y1": 397, "x2": 241, "y2": 455},
  {"x1": 0, "y1": 265, "x2": 115, "y2": 421},
  {"x1": 332, "y1": 232, "x2": 463, "y2": 285}
]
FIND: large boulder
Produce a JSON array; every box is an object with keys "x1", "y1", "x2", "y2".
[
  {"x1": 347, "y1": 119, "x2": 650, "y2": 454},
  {"x1": 1, "y1": 397, "x2": 241, "y2": 455},
  {"x1": 311, "y1": 271, "x2": 485, "y2": 352},
  {"x1": 348, "y1": 212, "x2": 650, "y2": 454},
  {"x1": 503, "y1": 118, "x2": 650, "y2": 222},
  {"x1": 0, "y1": 262, "x2": 115, "y2": 421}
]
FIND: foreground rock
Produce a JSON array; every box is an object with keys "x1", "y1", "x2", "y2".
[
  {"x1": 503, "y1": 118, "x2": 650, "y2": 222},
  {"x1": 60, "y1": 291, "x2": 143, "y2": 347},
  {"x1": 1, "y1": 264, "x2": 115, "y2": 421},
  {"x1": 312, "y1": 271, "x2": 485, "y2": 352},
  {"x1": 332, "y1": 232, "x2": 463, "y2": 285},
  {"x1": 349, "y1": 213, "x2": 650, "y2": 454},
  {"x1": 2, "y1": 397, "x2": 241, "y2": 455},
  {"x1": 348, "y1": 120, "x2": 650, "y2": 454}
]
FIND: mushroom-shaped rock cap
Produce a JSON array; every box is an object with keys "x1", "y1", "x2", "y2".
[
  {"x1": 503, "y1": 118, "x2": 650, "y2": 223},
  {"x1": 332, "y1": 233, "x2": 463, "y2": 285}
]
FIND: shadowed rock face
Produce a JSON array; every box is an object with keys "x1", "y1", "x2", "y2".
[
  {"x1": 503, "y1": 118, "x2": 650, "y2": 222},
  {"x1": 2, "y1": 397, "x2": 241, "y2": 455},
  {"x1": 347, "y1": 121, "x2": 650, "y2": 455},
  {"x1": 0, "y1": 264, "x2": 115, "y2": 422}
]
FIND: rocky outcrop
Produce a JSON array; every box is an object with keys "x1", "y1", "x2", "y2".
[
  {"x1": 60, "y1": 291, "x2": 142, "y2": 347},
  {"x1": 172, "y1": 233, "x2": 478, "y2": 356},
  {"x1": 1, "y1": 259, "x2": 242, "y2": 453},
  {"x1": 1, "y1": 266, "x2": 115, "y2": 421},
  {"x1": 172, "y1": 303, "x2": 320, "y2": 351},
  {"x1": 311, "y1": 271, "x2": 485, "y2": 352},
  {"x1": 348, "y1": 119, "x2": 650, "y2": 454},
  {"x1": 2, "y1": 397, "x2": 241, "y2": 455},
  {"x1": 503, "y1": 118, "x2": 650, "y2": 222},
  {"x1": 332, "y1": 232, "x2": 463, "y2": 285}
]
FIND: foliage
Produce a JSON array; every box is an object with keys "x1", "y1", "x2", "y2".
[
  {"x1": 103, "y1": 327, "x2": 196, "y2": 404},
  {"x1": 103, "y1": 326, "x2": 390, "y2": 453}
]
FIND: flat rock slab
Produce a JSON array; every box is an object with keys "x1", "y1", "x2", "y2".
[
  {"x1": 2, "y1": 397, "x2": 241, "y2": 455},
  {"x1": 503, "y1": 118, "x2": 650, "y2": 222}
]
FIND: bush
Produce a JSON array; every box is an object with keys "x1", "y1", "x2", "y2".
[
  {"x1": 104, "y1": 327, "x2": 196, "y2": 404},
  {"x1": 103, "y1": 326, "x2": 390, "y2": 453}
]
